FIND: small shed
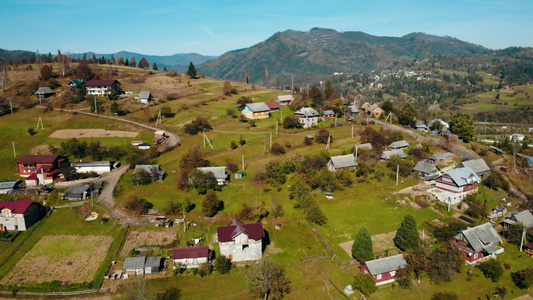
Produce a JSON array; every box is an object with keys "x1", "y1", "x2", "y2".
[
  {"x1": 124, "y1": 256, "x2": 146, "y2": 276},
  {"x1": 144, "y1": 256, "x2": 162, "y2": 274},
  {"x1": 139, "y1": 91, "x2": 152, "y2": 103},
  {"x1": 35, "y1": 87, "x2": 55, "y2": 99},
  {"x1": 63, "y1": 185, "x2": 92, "y2": 201},
  {"x1": 234, "y1": 172, "x2": 243, "y2": 179}
]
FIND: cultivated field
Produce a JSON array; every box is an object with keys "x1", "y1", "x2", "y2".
[
  {"x1": 1, "y1": 235, "x2": 113, "y2": 285},
  {"x1": 49, "y1": 128, "x2": 139, "y2": 138},
  {"x1": 119, "y1": 229, "x2": 177, "y2": 258}
]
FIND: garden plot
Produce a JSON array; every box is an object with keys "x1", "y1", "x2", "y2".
[
  {"x1": 49, "y1": 129, "x2": 138, "y2": 138},
  {"x1": 1, "y1": 235, "x2": 113, "y2": 285},
  {"x1": 119, "y1": 229, "x2": 177, "y2": 257}
]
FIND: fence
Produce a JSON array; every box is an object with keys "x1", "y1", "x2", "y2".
[{"x1": 0, "y1": 288, "x2": 110, "y2": 296}]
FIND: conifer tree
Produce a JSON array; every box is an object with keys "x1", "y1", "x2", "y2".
[
  {"x1": 187, "y1": 62, "x2": 197, "y2": 78},
  {"x1": 352, "y1": 226, "x2": 373, "y2": 262},
  {"x1": 394, "y1": 215, "x2": 420, "y2": 251}
]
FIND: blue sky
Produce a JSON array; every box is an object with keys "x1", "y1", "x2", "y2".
[{"x1": 1, "y1": 0, "x2": 532, "y2": 56}]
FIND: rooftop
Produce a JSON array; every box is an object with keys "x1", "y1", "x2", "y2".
[
  {"x1": 364, "y1": 254, "x2": 407, "y2": 276},
  {"x1": 217, "y1": 219, "x2": 264, "y2": 242}
]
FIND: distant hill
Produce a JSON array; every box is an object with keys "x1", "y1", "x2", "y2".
[
  {"x1": 199, "y1": 28, "x2": 491, "y2": 85},
  {"x1": 0, "y1": 48, "x2": 36, "y2": 62},
  {"x1": 75, "y1": 51, "x2": 217, "y2": 72}
]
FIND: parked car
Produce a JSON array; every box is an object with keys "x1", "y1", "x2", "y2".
[{"x1": 326, "y1": 192, "x2": 333, "y2": 199}]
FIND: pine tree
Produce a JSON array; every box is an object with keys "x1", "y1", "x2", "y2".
[
  {"x1": 202, "y1": 190, "x2": 222, "y2": 217},
  {"x1": 152, "y1": 63, "x2": 158, "y2": 71},
  {"x1": 352, "y1": 226, "x2": 373, "y2": 262},
  {"x1": 187, "y1": 62, "x2": 197, "y2": 78},
  {"x1": 394, "y1": 215, "x2": 420, "y2": 251}
]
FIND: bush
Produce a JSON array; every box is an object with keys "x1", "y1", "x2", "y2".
[
  {"x1": 477, "y1": 259, "x2": 504, "y2": 282},
  {"x1": 431, "y1": 291, "x2": 458, "y2": 300},
  {"x1": 230, "y1": 141, "x2": 238, "y2": 149},
  {"x1": 315, "y1": 129, "x2": 331, "y2": 144},
  {"x1": 124, "y1": 194, "x2": 153, "y2": 214},
  {"x1": 28, "y1": 128, "x2": 37, "y2": 136},
  {"x1": 184, "y1": 117, "x2": 212, "y2": 135},
  {"x1": 214, "y1": 255, "x2": 232, "y2": 274},
  {"x1": 270, "y1": 143, "x2": 286, "y2": 155}
]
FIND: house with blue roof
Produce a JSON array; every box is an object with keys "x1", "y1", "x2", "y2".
[{"x1": 435, "y1": 167, "x2": 480, "y2": 204}]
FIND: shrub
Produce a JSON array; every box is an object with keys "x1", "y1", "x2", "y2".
[
  {"x1": 270, "y1": 143, "x2": 286, "y2": 155},
  {"x1": 477, "y1": 259, "x2": 504, "y2": 282},
  {"x1": 230, "y1": 141, "x2": 238, "y2": 149}
]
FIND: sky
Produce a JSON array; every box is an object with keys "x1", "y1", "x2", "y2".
[{"x1": 1, "y1": 0, "x2": 532, "y2": 56}]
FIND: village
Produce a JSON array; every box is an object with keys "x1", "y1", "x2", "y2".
[{"x1": 0, "y1": 61, "x2": 533, "y2": 300}]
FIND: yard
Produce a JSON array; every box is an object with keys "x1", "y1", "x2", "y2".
[{"x1": 1, "y1": 235, "x2": 113, "y2": 285}]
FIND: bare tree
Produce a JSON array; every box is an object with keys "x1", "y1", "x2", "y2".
[
  {"x1": 64, "y1": 51, "x2": 73, "y2": 73},
  {"x1": 0, "y1": 61, "x2": 8, "y2": 93},
  {"x1": 248, "y1": 260, "x2": 290, "y2": 300}
]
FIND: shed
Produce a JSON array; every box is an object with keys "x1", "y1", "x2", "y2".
[
  {"x1": 197, "y1": 167, "x2": 228, "y2": 185},
  {"x1": 327, "y1": 154, "x2": 357, "y2": 172},
  {"x1": 361, "y1": 254, "x2": 407, "y2": 285},
  {"x1": 381, "y1": 149, "x2": 407, "y2": 160},
  {"x1": 63, "y1": 185, "x2": 92, "y2": 201},
  {"x1": 124, "y1": 256, "x2": 146, "y2": 276},
  {"x1": 139, "y1": 91, "x2": 152, "y2": 103},
  {"x1": 171, "y1": 246, "x2": 211, "y2": 268},
  {"x1": 274, "y1": 95, "x2": 294, "y2": 105},
  {"x1": 35, "y1": 87, "x2": 55, "y2": 99},
  {"x1": 458, "y1": 159, "x2": 491, "y2": 178},
  {"x1": 388, "y1": 140, "x2": 409, "y2": 150},
  {"x1": 265, "y1": 102, "x2": 280, "y2": 111},
  {"x1": 0, "y1": 180, "x2": 20, "y2": 194},
  {"x1": 144, "y1": 256, "x2": 162, "y2": 274}
]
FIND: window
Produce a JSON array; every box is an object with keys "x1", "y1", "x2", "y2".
[
  {"x1": 376, "y1": 274, "x2": 382, "y2": 280},
  {"x1": 242, "y1": 244, "x2": 249, "y2": 251},
  {"x1": 390, "y1": 271, "x2": 396, "y2": 277},
  {"x1": 474, "y1": 253, "x2": 478, "y2": 259}
]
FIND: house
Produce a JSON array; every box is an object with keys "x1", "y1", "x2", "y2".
[
  {"x1": 0, "y1": 198, "x2": 41, "y2": 231},
  {"x1": 63, "y1": 184, "x2": 93, "y2": 201},
  {"x1": 241, "y1": 103, "x2": 270, "y2": 119},
  {"x1": 502, "y1": 210, "x2": 533, "y2": 229},
  {"x1": 360, "y1": 254, "x2": 407, "y2": 285},
  {"x1": 488, "y1": 205, "x2": 507, "y2": 221},
  {"x1": 66, "y1": 79, "x2": 85, "y2": 88},
  {"x1": 294, "y1": 107, "x2": 320, "y2": 128},
  {"x1": 388, "y1": 140, "x2": 409, "y2": 150},
  {"x1": 217, "y1": 219, "x2": 265, "y2": 262},
  {"x1": 435, "y1": 167, "x2": 481, "y2": 203},
  {"x1": 345, "y1": 105, "x2": 360, "y2": 116},
  {"x1": 327, "y1": 154, "x2": 357, "y2": 172},
  {"x1": 458, "y1": 159, "x2": 491, "y2": 178},
  {"x1": 134, "y1": 165, "x2": 166, "y2": 181},
  {"x1": 265, "y1": 102, "x2": 280, "y2": 112},
  {"x1": 17, "y1": 155, "x2": 63, "y2": 178},
  {"x1": 413, "y1": 161, "x2": 439, "y2": 179},
  {"x1": 123, "y1": 256, "x2": 161, "y2": 277},
  {"x1": 70, "y1": 161, "x2": 112, "y2": 175},
  {"x1": 428, "y1": 153, "x2": 453, "y2": 165},
  {"x1": 321, "y1": 110, "x2": 335, "y2": 119},
  {"x1": 361, "y1": 102, "x2": 371, "y2": 112},
  {"x1": 197, "y1": 167, "x2": 228, "y2": 185},
  {"x1": 139, "y1": 91, "x2": 152, "y2": 103},
  {"x1": 415, "y1": 120, "x2": 428, "y2": 131},
  {"x1": 34, "y1": 87, "x2": 55, "y2": 99},
  {"x1": 381, "y1": 149, "x2": 407, "y2": 160},
  {"x1": 489, "y1": 146, "x2": 504, "y2": 156},
  {"x1": 274, "y1": 95, "x2": 294, "y2": 105},
  {"x1": 366, "y1": 104, "x2": 384, "y2": 118},
  {"x1": 510, "y1": 133, "x2": 525, "y2": 142},
  {"x1": 523, "y1": 242, "x2": 533, "y2": 256},
  {"x1": 0, "y1": 180, "x2": 20, "y2": 195},
  {"x1": 171, "y1": 246, "x2": 212, "y2": 268},
  {"x1": 85, "y1": 79, "x2": 121, "y2": 96},
  {"x1": 451, "y1": 223, "x2": 504, "y2": 265}
]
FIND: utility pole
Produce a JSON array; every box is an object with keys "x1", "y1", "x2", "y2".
[
  {"x1": 276, "y1": 121, "x2": 278, "y2": 134},
  {"x1": 326, "y1": 134, "x2": 331, "y2": 151},
  {"x1": 396, "y1": 165, "x2": 399, "y2": 185},
  {"x1": 36, "y1": 116, "x2": 44, "y2": 130},
  {"x1": 520, "y1": 228, "x2": 527, "y2": 252},
  {"x1": 270, "y1": 132, "x2": 272, "y2": 150},
  {"x1": 94, "y1": 95, "x2": 97, "y2": 113},
  {"x1": 334, "y1": 114, "x2": 337, "y2": 127},
  {"x1": 155, "y1": 109, "x2": 162, "y2": 126},
  {"x1": 242, "y1": 155, "x2": 244, "y2": 172},
  {"x1": 203, "y1": 130, "x2": 213, "y2": 149},
  {"x1": 12, "y1": 141, "x2": 16, "y2": 158}
]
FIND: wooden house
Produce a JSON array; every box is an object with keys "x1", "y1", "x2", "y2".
[
  {"x1": 241, "y1": 103, "x2": 270, "y2": 119},
  {"x1": 274, "y1": 95, "x2": 294, "y2": 105},
  {"x1": 360, "y1": 254, "x2": 407, "y2": 285},
  {"x1": 85, "y1": 79, "x2": 121, "y2": 96},
  {"x1": 451, "y1": 223, "x2": 504, "y2": 265},
  {"x1": 327, "y1": 154, "x2": 357, "y2": 172},
  {"x1": 294, "y1": 107, "x2": 320, "y2": 128},
  {"x1": 171, "y1": 246, "x2": 211, "y2": 268}
]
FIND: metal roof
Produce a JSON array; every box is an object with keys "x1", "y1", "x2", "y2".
[
  {"x1": 275, "y1": 95, "x2": 294, "y2": 101},
  {"x1": 459, "y1": 159, "x2": 490, "y2": 175},
  {"x1": 139, "y1": 91, "x2": 151, "y2": 99},
  {"x1": 71, "y1": 161, "x2": 111, "y2": 167},
  {"x1": 144, "y1": 256, "x2": 161, "y2": 268},
  {"x1": 381, "y1": 149, "x2": 407, "y2": 160},
  {"x1": 364, "y1": 254, "x2": 407, "y2": 276},
  {"x1": 35, "y1": 87, "x2": 54, "y2": 95},
  {"x1": 197, "y1": 167, "x2": 227, "y2": 180},
  {"x1": 413, "y1": 161, "x2": 437, "y2": 174},
  {"x1": 388, "y1": 140, "x2": 409, "y2": 149},
  {"x1": 444, "y1": 167, "x2": 481, "y2": 187},
  {"x1": 244, "y1": 102, "x2": 270, "y2": 112},
  {"x1": 294, "y1": 107, "x2": 320, "y2": 118},
  {"x1": 0, "y1": 180, "x2": 18, "y2": 190},
  {"x1": 461, "y1": 223, "x2": 501, "y2": 253},
  {"x1": 429, "y1": 153, "x2": 453, "y2": 161},
  {"x1": 329, "y1": 154, "x2": 357, "y2": 169},
  {"x1": 124, "y1": 256, "x2": 146, "y2": 270},
  {"x1": 172, "y1": 246, "x2": 210, "y2": 259},
  {"x1": 511, "y1": 210, "x2": 533, "y2": 228},
  {"x1": 354, "y1": 143, "x2": 372, "y2": 150}
]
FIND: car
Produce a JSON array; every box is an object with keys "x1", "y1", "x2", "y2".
[{"x1": 326, "y1": 192, "x2": 333, "y2": 199}]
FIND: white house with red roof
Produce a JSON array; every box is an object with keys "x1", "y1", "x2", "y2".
[
  {"x1": 216, "y1": 219, "x2": 265, "y2": 262},
  {"x1": 0, "y1": 198, "x2": 41, "y2": 231},
  {"x1": 85, "y1": 79, "x2": 121, "y2": 96},
  {"x1": 171, "y1": 246, "x2": 212, "y2": 268}
]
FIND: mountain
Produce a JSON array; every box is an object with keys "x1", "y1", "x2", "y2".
[
  {"x1": 75, "y1": 51, "x2": 217, "y2": 72},
  {"x1": 0, "y1": 48, "x2": 36, "y2": 62},
  {"x1": 199, "y1": 28, "x2": 490, "y2": 85}
]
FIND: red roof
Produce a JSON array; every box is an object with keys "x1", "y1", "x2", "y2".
[
  {"x1": 265, "y1": 102, "x2": 280, "y2": 110},
  {"x1": 172, "y1": 246, "x2": 210, "y2": 259},
  {"x1": 17, "y1": 155, "x2": 60, "y2": 165},
  {"x1": 26, "y1": 173, "x2": 38, "y2": 180},
  {"x1": 0, "y1": 198, "x2": 33, "y2": 214},
  {"x1": 85, "y1": 79, "x2": 120, "y2": 86},
  {"x1": 216, "y1": 219, "x2": 265, "y2": 242}
]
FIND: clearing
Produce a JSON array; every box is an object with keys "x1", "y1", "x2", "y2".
[
  {"x1": 119, "y1": 229, "x2": 177, "y2": 258},
  {"x1": 1, "y1": 235, "x2": 113, "y2": 285},
  {"x1": 49, "y1": 128, "x2": 139, "y2": 138}
]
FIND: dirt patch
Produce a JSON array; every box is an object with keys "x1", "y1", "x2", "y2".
[
  {"x1": 410, "y1": 201, "x2": 422, "y2": 209},
  {"x1": 119, "y1": 229, "x2": 177, "y2": 257},
  {"x1": 265, "y1": 241, "x2": 283, "y2": 255},
  {"x1": 1, "y1": 235, "x2": 113, "y2": 285},
  {"x1": 49, "y1": 129, "x2": 139, "y2": 139},
  {"x1": 30, "y1": 144, "x2": 55, "y2": 154}
]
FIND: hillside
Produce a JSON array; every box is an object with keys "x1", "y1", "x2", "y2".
[{"x1": 199, "y1": 28, "x2": 490, "y2": 85}]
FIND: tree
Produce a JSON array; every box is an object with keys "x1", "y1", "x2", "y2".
[
  {"x1": 352, "y1": 273, "x2": 377, "y2": 296},
  {"x1": 129, "y1": 57, "x2": 137, "y2": 68},
  {"x1": 248, "y1": 260, "x2": 290, "y2": 300},
  {"x1": 511, "y1": 266, "x2": 533, "y2": 289},
  {"x1": 75, "y1": 59, "x2": 95, "y2": 81},
  {"x1": 179, "y1": 146, "x2": 210, "y2": 171},
  {"x1": 303, "y1": 200, "x2": 327, "y2": 225},
  {"x1": 165, "y1": 200, "x2": 182, "y2": 215},
  {"x1": 183, "y1": 117, "x2": 212, "y2": 135},
  {"x1": 124, "y1": 193, "x2": 153, "y2": 214},
  {"x1": 429, "y1": 242, "x2": 462, "y2": 284},
  {"x1": 398, "y1": 102, "x2": 418, "y2": 128},
  {"x1": 0, "y1": 61, "x2": 8, "y2": 93},
  {"x1": 282, "y1": 116, "x2": 302, "y2": 129},
  {"x1": 288, "y1": 175, "x2": 311, "y2": 202},
  {"x1": 264, "y1": 161, "x2": 286, "y2": 186},
  {"x1": 464, "y1": 193, "x2": 487, "y2": 219},
  {"x1": 214, "y1": 255, "x2": 232, "y2": 274},
  {"x1": 394, "y1": 215, "x2": 420, "y2": 251},
  {"x1": 186, "y1": 62, "x2": 197, "y2": 78},
  {"x1": 138, "y1": 58, "x2": 149, "y2": 70},
  {"x1": 190, "y1": 169, "x2": 220, "y2": 194},
  {"x1": 503, "y1": 222, "x2": 526, "y2": 246},
  {"x1": 271, "y1": 198, "x2": 284, "y2": 220},
  {"x1": 202, "y1": 190, "x2": 222, "y2": 217},
  {"x1": 352, "y1": 226, "x2": 373, "y2": 262},
  {"x1": 323, "y1": 81, "x2": 335, "y2": 100},
  {"x1": 449, "y1": 113, "x2": 476, "y2": 142},
  {"x1": 152, "y1": 63, "x2": 158, "y2": 71},
  {"x1": 133, "y1": 169, "x2": 152, "y2": 185},
  {"x1": 223, "y1": 81, "x2": 232, "y2": 96},
  {"x1": 236, "y1": 96, "x2": 252, "y2": 107},
  {"x1": 314, "y1": 129, "x2": 331, "y2": 144},
  {"x1": 477, "y1": 259, "x2": 504, "y2": 282},
  {"x1": 405, "y1": 240, "x2": 430, "y2": 282},
  {"x1": 270, "y1": 143, "x2": 285, "y2": 155},
  {"x1": 309, "y1": 86, "x2": 323, "y2": 109},
  {"x1": 40, "y1": 64, "x2": 53, "y2": 80}
]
